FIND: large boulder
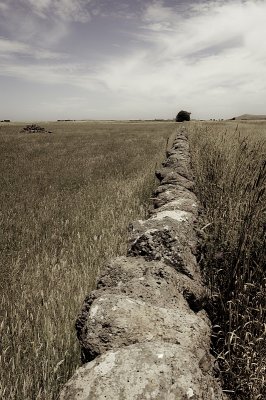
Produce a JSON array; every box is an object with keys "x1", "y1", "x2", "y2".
[{"x1": 59, "y1": 342, "x2": 227, "y2": 400}]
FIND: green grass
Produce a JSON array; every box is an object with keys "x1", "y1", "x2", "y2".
[
  {"x1": 188, "y1": 121, "x2": 266, "y2": 400},
  {"x1": 0, "y1": 121, "x2": 174, "y2": 400}
]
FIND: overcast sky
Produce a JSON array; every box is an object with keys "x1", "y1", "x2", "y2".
[{"x1": 0, "y1": 0, "x2": 266, "y2": 121}]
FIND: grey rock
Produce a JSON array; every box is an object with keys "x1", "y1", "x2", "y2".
[
  {"x1": 76, "y1": 257, "x2": 210, "y2": 362},
  {"x1": 166, "y1": 145, "x2": 189, "y2": 157},
  {"x1": 128, "y1": 226, "x2": 195, "y2": 274},
  {"x1": 153, "y1": 187, "x2": 197, "y2": 209},
  {"x1": 128, "y1": 217, "x2": 198, "y2": 259},
  {"x1": 151, "y1": 197, "x2": 199, "y2": 216},
  {"x1": 77, "y1": 293, "x2": 211, "y2": 359},
  {"x1": 59, "y1": 343, "x2": 227, "y2": 400},
  {"x1": 162, "y1": 158, "x2": 193, "y2": 180},
  {"x1": 96, "y1": 257, "x2": 208, "y2": 310},
  {"x1": 156, "y1": 168, "x2": 195, "y2": 189}
]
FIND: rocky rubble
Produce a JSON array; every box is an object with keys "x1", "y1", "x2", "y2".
[
  {"x1": 59, "y1": 126, "x2": 227, "y2": 400},
  {"x1": 20, "y1": 124, "x2": 52, "y2": 133}
]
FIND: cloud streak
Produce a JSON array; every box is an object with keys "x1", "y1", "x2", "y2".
[
  {"x1": 0, "y1": 37, "x2": 66, "y2": 59},
  {"x1": 23, "y1": 0, "x2": 92, "y2": 22}
]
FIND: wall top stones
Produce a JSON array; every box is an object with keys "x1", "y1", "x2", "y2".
[{"x1": 60, "y1": 126, "x2": 227, "y2": 400}]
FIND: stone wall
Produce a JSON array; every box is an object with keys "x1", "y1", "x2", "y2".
[{"x1": 59, "y1": 126, "x2": 227, "y2": 400}]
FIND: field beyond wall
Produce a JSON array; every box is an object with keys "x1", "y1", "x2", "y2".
[
  {"x1": 188, "y1": 121, "x2": 266, "y2": 400},
  {"x1": 1, "y1": 120, "x2": 265, "y2": 400},
  {"x1": 0, "y1": 121, "x2": 173, "y2": 400}
]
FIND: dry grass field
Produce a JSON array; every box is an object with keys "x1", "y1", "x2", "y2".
[
  {"x1": 188, "y1": 121, "x2": 266, "y2": 400},
  {"x1": 1, "y1": 119, "x2": 265, "y2": 400},
  {"x1": 0, "y1": 121, "x2": 174, "y2": 400}
]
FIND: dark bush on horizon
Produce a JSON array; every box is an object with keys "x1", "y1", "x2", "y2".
[{"x1": 176, "y1": 110, "x2": 191, "y2": 122}]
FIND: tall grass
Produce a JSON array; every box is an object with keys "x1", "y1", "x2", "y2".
[
  {"x1": 189, "y1": 121, "x2": 266, "y2": 399},
  {"x1": 0, "y1": 121, "x2": 174, "y2": 399}
]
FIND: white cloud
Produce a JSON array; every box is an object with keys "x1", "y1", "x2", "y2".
[
  {"x1": 0, "y1": 37, "x2": 29, "y2": 54},
  {"x1": 0, "y1": 37, "x2": 65, "y2": 59},
  {"x1": 109, "y1": 0, "x2": 266, "y2": 118},
  {"x1": 141, "y1": 0, "x2": 176, "y2": 31},
  {"x1": 0, "y1": 57, "x2": 106, "y2": 94},
  {"x1": 1, "y1": 0, "x2": 266, "y2": 119}
]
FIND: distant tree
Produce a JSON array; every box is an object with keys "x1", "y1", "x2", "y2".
[{"x1": 175, "y1": 110, "x2": 191, "y2": 122}]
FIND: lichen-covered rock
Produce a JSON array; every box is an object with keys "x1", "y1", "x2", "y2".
[{"x1": 59, "y1": 343, "x2": 226, "y2": 400}]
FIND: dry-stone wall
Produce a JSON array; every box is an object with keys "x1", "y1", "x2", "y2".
[{"x1": 60, "y1": 127, "x2": 227, "y2": 400}]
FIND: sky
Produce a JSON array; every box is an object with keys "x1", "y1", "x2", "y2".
[{"x1": 0, "y1": 0, "x2": 266, "y2": 121}]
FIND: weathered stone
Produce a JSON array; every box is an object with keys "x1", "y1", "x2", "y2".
[
  {"x1": 96, "y1": 257, "x2": 208, "y2": 310},
  {"x1": 151, "y1": 198, "x2": 198, "y2": 216},
  {"x1": 164, "y1": 152, "x2": 190, "y2": 163},
  {"x1": 128, "y1": 221, "x2": 198, "y2": 274},
  {"x1": 76, "y1": 258, "x2": 210, "y2": 362},
  {"x1": 154, "y1": 183, "x2": 194, "y2": 195},
  {"x1": 77, "y1": 293, "x2": 211, "y2": 360},
  {"x1": 128, "y1": 215, "x2": 197, "y2": 253},
  {"x1": 150, "y1": 208, "x2": 195, "y2": 223},
  {"x1": 59, "y1": 343, "x2": 226, "y2": 400},
  {"x1": 172, "y1": 140, "x2": 190, "y2": 151},
  {"x1": 174, "y1": 130, "x2": 188, "y2": 139},
  {"x1": 156, "y1": 168, "x2": 195, "y2": 189},
  {"x1": 166, "y1": 145, "x2": 189, "y2": 157},
  {"x1": 162, "y1": 158, "x2": 193, "y2": 180},
  {"x1": 153, "y1": 186, "x2": 198, "y2": 208},
  {"x1": 162, "y1": 172, "x2": 194, "y2": 188}
]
